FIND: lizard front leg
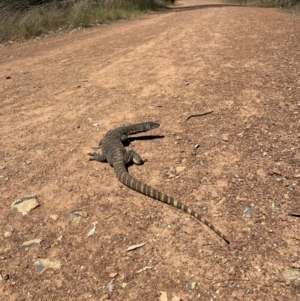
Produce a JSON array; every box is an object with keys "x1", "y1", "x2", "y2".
[{"x1": 88, "y1": 152, "x2": 107, "y2": 162}]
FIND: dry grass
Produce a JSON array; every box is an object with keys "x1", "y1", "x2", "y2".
[
  {"x1": 0, "y1": 0, "x2": 168, "y2": 43},
  {"x1": 226, "y1": 0, "x2": 300, "y2": 7},
  {"x1": 226, "y1": 0, "x2": 300, "y2": 16}
]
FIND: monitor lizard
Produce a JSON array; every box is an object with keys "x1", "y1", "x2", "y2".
[{"x1": 89, "y1": 121, "x2": 230, "y2": 244}]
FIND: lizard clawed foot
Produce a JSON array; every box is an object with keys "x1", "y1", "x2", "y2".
[{"x1": 88, "y1": 152, "x2": 106, "y2": 162}]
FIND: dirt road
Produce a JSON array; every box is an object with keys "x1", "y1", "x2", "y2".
[{"x1": 1, "y1": 0, "x2": 300, "y2": 299}]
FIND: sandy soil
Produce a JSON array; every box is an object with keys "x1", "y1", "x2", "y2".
[{"x1": 1, "y1": 0, "x2": 300, "y2": 300}]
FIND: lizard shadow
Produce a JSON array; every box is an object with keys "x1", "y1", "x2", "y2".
[
  {"x1": 123, "y1": 135, "x2": 165, "y2": 146},
  {"x1": 123, "y1": 135, "x2": 165, "y2": 167}
]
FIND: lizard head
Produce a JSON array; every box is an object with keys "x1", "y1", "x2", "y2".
[{"x1": 144, "y1": 122, "x2": 160, "y2": 130}]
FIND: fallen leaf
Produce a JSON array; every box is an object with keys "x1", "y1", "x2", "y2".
[
  {"x1": 126, "y1": 242, "x2": 147, "y2": 252},
  {"x1": 88, "y1": 222, "x2": 97, "y2": 237},
  {"x1": 107, "y1": 278, "x2": 115, "y2": 299}
]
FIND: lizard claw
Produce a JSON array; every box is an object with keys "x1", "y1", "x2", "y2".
[{"x1": 88, "y1": 152, "x2": 106, "y2": 162}]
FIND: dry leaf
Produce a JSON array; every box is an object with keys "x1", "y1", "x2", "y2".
[
  {"x1": 107, "y1": 278, "x2": 115, "y2": 299},
  {"x1": 126, "y1": 242, "x2": 147, "y2": 252}
]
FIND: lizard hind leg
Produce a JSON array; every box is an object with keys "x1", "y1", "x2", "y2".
[{"x1": 124, "y1": 150, "x2": 146, "y2": 165}]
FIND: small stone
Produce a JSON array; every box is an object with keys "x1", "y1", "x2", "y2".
[
  {"x1": 282, "y1": 269, "x2": 300, "y2": 284},
  {"x1": 170, "y1": 297, "x2": 182, "y2": 301},
  {"x1": 294, "y1": 173, "x2": 300, "y2": 178},
  {"x1": 66, "y1": 210, "x2": 88, "y2": 224},
  {"x1": 11, "y1": 195, "x2": 40, "y2": 214},
  {"x1": 229, "y1": 267, "x2": 236, "y2": 275},
  {"x1": 186, "y1": 281, "x2": 197, "y2": 291},
  {"x1": 175, "y1": 166, "x2": 186, "y2": 173},
  {"x1": 243, "y1": 206, "x2": 254, "y2": 218},
  {"x1": 221, "y1": 134, "x2": 229, "y2": 141},
  {"x1": 271, "y1": 201, "x2": 280, "y2": 210},
  {"x1": 283, "y1": 179, "x2": 289, "y2": 187},
  {"x1": 35, "y1": 259, "x2": 61, "y2": 273},
  {"x1": 159, "y1": 291, "x2": 168, "y2": 301},
  {"x1": 272, "y1": 168, "x2": 282, "y2": 176},
  {"x1": 21, "y1": 239, "x2": 42, "y2": 248},
  {"x1": 279, "y1": 214, "x2": 287, "y2": 221},
  {"x1": 4, "y1": 231, "x2": 12, "y2": 238},
  {"x1": 109, "y1": 272, "x2": 118, "y2": 278},
  {"x1": 57, "y1": 235, "x2": 63, "y2": 242},
  {"x1": 121, "y1": 283, "x2": 127, "y2": 289},
  {"x1": 50, "y1": 214, "x2": 59, "y2": 220},
  {"x1": 218, "y1": 197, "x2": 227, "y2": 205}
]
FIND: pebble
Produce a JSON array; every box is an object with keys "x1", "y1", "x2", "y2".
[
  {"x1": 4, "y1": 231, "x2": 12, "y2": 238},
  {"x1": 109, "y1": 272, "x2": 118, "y2": 278},
  {"x1": 221, "y1": 134, "x2": 229, "y2": 141},
  {"x1": 186, "y1": 281, "x2": 197, "y2": 291},
  {"x1": 66, "y1": 210, "x2": 88, "y2": 224},
  {"x1": 35, "y1": 259, "x2": 61, "y2": 273},
  {"x1": 282, "y1": 269, "x2": 300, "y2": 284},
  {"x1": 50, "y1": 214, "x2": 59, "y2": 220},
  {"x1": 159, "y1": 291, "x2": 168, "y2": 301},
  {"x1": 282, "y1": 179, "x2": 290, "y2": 187},
  {"x1": 175, "y1": 166, "x2": 186, "y2": 173},
  {"x1": 243, "y1": 206, "x2": 254, "y2": 218},
  {"x1": 57, "y1": 235, "x2": 63, "y2": 242},
  {"x1": 21, "y1": 239, "x2": 42, "y2": 248},
  {"x1": 272, "y1": 167, "x2": 282, "y2": 176},
  {"x1": 170, "y1": 297, "x2": 182, "y2": 301},
  {"x1": 11, "y1": 195, "x2": 40, "y2": 214}
]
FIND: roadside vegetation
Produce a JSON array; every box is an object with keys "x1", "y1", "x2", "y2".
[
  {"x1": 0, "y1": 0, "x2": 171, "y2": 43},
  {"x1": 226, "y1": 0, "x2": 300, "y2": 9}
]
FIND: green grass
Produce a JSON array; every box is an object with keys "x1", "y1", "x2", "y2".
[{"x1": 0, "y1": 0, "x2": 169, "y2": 43}]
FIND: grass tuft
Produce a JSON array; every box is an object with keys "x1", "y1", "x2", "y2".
[
  {"x1": 0, "y1": 0, "x2": 169, "y2": 43},
  {"x1": 226, "y1": 0, "x2": 300, "y2": 8}
]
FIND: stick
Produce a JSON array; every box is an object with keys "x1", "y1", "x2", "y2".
[{"x1": 186, "y1": 111, "x2": 214, "y2": 121}]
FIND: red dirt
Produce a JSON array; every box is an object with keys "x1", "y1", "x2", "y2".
[{"x1": 1, "y1": 0, "x2": 300, "y2": 300}]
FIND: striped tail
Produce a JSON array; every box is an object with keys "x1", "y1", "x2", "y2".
[{"x1": 115, "y1": 166, "x2": 230, "y2": 244}]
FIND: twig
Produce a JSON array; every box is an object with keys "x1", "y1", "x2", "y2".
[
  {"x1": 105, "y1": 212, "x2": 116, "y2": 220},
  {"x1": 150, "y1": 104, "x2": 162, "y2": 107},
  {"x1": 186, "y1": 111, "x2": 213, "y2": 121},
  {"x1": 136, "y1": 266, "x2": 153, "y2": 274},
  {"x1": 289, "y1": 213, "x2": 300, "y2": 217}
]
